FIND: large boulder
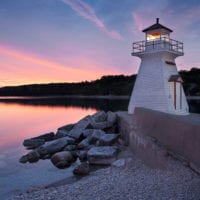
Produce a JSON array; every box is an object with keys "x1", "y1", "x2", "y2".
[
  {"x1": 89, "y1": 111, "x2": 117, "y2": 130},
  {"x1": 106, "y1": 111, "x2": 117, "y2": 127},
  {"x1": 63, "y1": 144, "x2": 77, "y2": 151},
  {"x1": 58, "y1": 123, "x2": 74, "y2": 131},
  {"x1": 91, "y1": 111, "x2": 107, "y2": 122},
  {"x1": 23, "y1": 138, "x2": 45, "y2": 149},
  {"x1": 82, "y1": 129, "x2": 95, "y2": 138},
  {"x1": 37, "y1": 137, "x2": 75, "y2": 156},
  {"x1": 33, "y1": 132, "x2": 55, "y2": 141},
  {"x1": 77, "y1": 138, "x2": 91, "y2": 149},
  {"x1": 19, "y1": 150, "x2": 40, "y2": 163},
  {"x1": 104, "y1": 112, "x2": 118, "y2": 132},
  {"x1": 73, "y1": 162, "x2": 90, "y2": 175},
  {"x1": 51, "y1": 151, "x2": 73, "y2": 169},
  {"x1": 55, "y1": 129, "x2": 68, "y2": 138},
  {"x1": 56, "y1": 124, "x2": 75, "y2": 138},
  {"x1": 89, "y1": 120, "x2": 108, "y2": 130},
  {"x1": 89, "y1": 130, "x2": 106, "y2": 144},
  {"x1": 98, "y1": 134, "x2": 120, "y2": 146},
  {"x1": 88, "y1": 111, "x2": 107, "y2": 129},
  {"x1": 23, "y1": 132, "x2": 55, "y2": 149},
  {"x1": 87, "y1": 146, "x2": 118, "y2": 165},
  {"x1": 76, "y1": 150, "x2": 88, "y2": 161},
  {"x1": 66, "y1": 117, "x2": 92, "y2": 141},
  {"x1": 70, "y1": 151, "x2": 78, "y2": 160}
]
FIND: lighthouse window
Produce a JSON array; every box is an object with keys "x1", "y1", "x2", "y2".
[
  {"x1": 147, "y1": 32, "x2": 160, "y2": 41},
  {"x1": 161, "y1": 33, "x2": 170, "y2": 41}
]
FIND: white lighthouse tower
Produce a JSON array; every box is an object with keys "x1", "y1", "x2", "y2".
[{"x1": 128, "y1": 18, "x2": 189, "y2": 115}]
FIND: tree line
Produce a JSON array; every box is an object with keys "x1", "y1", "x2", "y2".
[
  {"x1": 0, "y1": 74, "x2": 136, "y2": 96},
  {"x1": 0, "y1": 68, "x2": 199, "y2": 96}
]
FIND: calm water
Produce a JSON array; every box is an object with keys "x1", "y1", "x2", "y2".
[
  {"x1": 0, "y1": 97, "x2": 129, "y2": 199},
  {"x1": 0, "y1": 96, "x2": 199, "y2": 199}
]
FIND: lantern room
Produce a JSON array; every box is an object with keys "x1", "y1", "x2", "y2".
[
  {"x1": 132, "y1": 18, "x2": 183, "y2": 57},
  {"x1": 143, "y1": 18, "x2": 172, "y2": 41}
]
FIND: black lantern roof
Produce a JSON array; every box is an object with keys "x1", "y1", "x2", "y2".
[{"x1": 142, "y1": 18, "x2": 173, "y2": 33}]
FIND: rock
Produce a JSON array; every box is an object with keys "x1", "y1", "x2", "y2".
[
  {"x1": 55, "y1": 129, "x2": 68, "y2": 138},
  {"x1": 19, "y1": 150, "x2": 40, "y2": 163},
  {"x1": 73, "y1": 162, "x2": 90, "y2": 175},
  {"x1": 66, "y1": 118, "x2": 92, "y2": 141},
  {"x1": 41, "y1": 154, "x2": 51, "y2": 159},
  {"x1": 55, "y1": 129, "x2": 69, "y2": 139},
  {"x1": 86, "y1": 145, "x2": 96, "y2": 150},
  {"x1": 51, "y1": 151, "x2": 73, "y2": 169},
  {"x1": 77, "y1": 150, "x2": 88, "y2": 161},
  {"x1": 70, "y1": 151, "x2": 78, "y2": 160},
  {"x1": 89, "y1": 119, "x2": 108, "y2": 130},
  {"x1": 90, "y1": 130, "x2": 106, "y2": 144},
  {"x1": 89, "y1": 111, "x2": 117, "y2": 130},
  {"x1": 77, "y1": 138, "x2": 90, "y2": 149},
  {"x1": 88, "y1": 112, "x2": 108, "y2": 129},
  {"x1": 91, "y1": 111, "x2": 107, "y2": 122},
  {"x1": 107, "y1": 111, "x2": 117, "y2": 127},
  {"x1": 82, "y1": 129, "x2": 95, "y2": 138},
  {"x1": 104, "y1": 124, "x2": 118, "y2": 133},
  {"x1": 37, "y1": 137, "x2": 75, "y2": 156},
  {"x1": 23, "y1": 138, "x2": 45, "y2": 149},
  {"x1": 33, "y1": 132, "x2": 55, "y2": 141},
  {"x1": 56, "y1": 125, "x2": 76, "y2": 138},
  {"x1": 63, "y1": 145, "x2": 77, "y2": 151},
  {"x1": 98, "y1": 134, "x2": 120, "y2": 146},
  {"x1": 111, "y1": 158, "x2": 126, "y2": 168},
  {"x1": 58, "y1": 123, "x2": 74, "y2": 131},
  {"x1": 23, "y1": 132, "x2": 55, "y2": 148},
  {"x1": 87, "y1": 146, "x2": 118, "y2": 165}
]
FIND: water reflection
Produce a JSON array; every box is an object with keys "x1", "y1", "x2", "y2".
[
  {"x1": 0, "y1": 96, "x2": 129, "y2": 111},
  {"x1": 188, "y1": 99, "x2": 200, "y2": 113},
  {"x1": 0, "y1": 103, "x2": 97, "y2": 150},
  {"x1": 0, "y1": 96, "x2": 199, "y2": 113}
]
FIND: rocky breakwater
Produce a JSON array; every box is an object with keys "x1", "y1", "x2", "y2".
[{"x1": 19, "y1": 111, "x2": 124, "y2": 175}]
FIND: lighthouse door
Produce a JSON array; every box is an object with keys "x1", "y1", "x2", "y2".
[
  {"x1": 172, "y1": 82, "x2": 182, "y2": 111},
  {"x1": 169, "y1": 75, "x2": 183, "y2": 112}
]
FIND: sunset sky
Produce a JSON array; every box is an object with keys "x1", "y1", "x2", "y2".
[{"x1": 0, "y1": 0, "x2": 200, "y2": 87}]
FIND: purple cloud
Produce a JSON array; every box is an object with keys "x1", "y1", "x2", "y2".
[{"x1": 62, "y1": 0, "x2": 123, "y2": 40}]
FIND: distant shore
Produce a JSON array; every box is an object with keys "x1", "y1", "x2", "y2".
[
  {"x1": 0, "y1": 95, "x2": 200, "y2": 100},
  {"x1": 0, "y1": 95, "x2": 130, "y2": 100},
  {"x1": 187, "y1": 96, "x2": 200, "y2": 100}
]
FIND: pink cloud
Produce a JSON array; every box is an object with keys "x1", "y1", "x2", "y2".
[
  {"x1": 62, "y1": 0, "x2": 123, "y2": 40},
  {"x1": 132, "y1": 13, "x2": 145, "y2": 32}
]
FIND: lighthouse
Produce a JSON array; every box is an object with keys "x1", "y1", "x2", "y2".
[{"x1": 128, "y1": 18, "x2": 189, "y2": 115}]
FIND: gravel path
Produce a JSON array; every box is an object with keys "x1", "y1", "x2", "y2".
[{"x1": 7, "y1": 153, "x2": 200, "y2": 200}]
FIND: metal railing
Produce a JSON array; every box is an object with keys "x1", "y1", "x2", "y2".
[{"x1": 132, "y1": 37, "x2": 183, "y2": 55}]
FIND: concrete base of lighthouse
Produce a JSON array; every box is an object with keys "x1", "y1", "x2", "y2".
[{"x1": 128, "y1": 51, "x2": 189, "y2": 115}]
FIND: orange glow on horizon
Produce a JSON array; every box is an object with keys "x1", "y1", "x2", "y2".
[{"x1": 0, "y1": 44, "x2": 119, "y2": 87}]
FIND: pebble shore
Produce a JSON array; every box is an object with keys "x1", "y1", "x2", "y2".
[{"x1": 7, "y1": 153, "x2": 200, "y2": 200}]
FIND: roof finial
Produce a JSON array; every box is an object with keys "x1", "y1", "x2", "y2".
[{"x1": 156, "y1": 18, "x2": 159, "y2": 24}]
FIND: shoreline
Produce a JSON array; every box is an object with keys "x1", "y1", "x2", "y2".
[
  {"x1": 0, "y1": 95, "x2": 200, "y2": 100},
  {"x1": 0, "y1": 95, "x2": 130, "y2": 100}
]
